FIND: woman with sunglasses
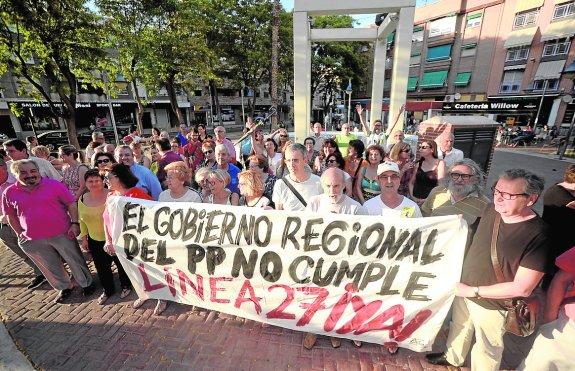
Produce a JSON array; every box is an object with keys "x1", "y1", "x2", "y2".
[
  {"x1": 354, "y1": 145, "x2": 385, "y2": 204},
  {"x1": 92, "y1": 152, "x2": 116, "y2": 176},
  {"x1": 79, "y1": 169, "x2": 132, "y2": 305},
  {"x1": 314, "y1": 139, "x2": 341, "y2": 175},
  {"x1": 409, "y1": 140, "x2": 445, "y2": 205},
  {"x1": 388, "y1": 142, "x2": 416, "y2": 197},
  {"x1": 129, "y1": 140, "x2": 151, "y2": 168},
  {"x1": 196, "y1": 140, "x2": 217, "y2": 170}
]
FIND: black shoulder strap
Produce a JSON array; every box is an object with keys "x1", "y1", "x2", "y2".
[{"x1": 281, "y1": 177, "x2": 307, "y2": 207}]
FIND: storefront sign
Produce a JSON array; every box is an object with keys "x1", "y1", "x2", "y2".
[
  {"x1": 442, "y1": 100, "x2": 538, "y2": 113},
  {"x1": 10, "y1": 101, "x2": 125, "y2": 109}
]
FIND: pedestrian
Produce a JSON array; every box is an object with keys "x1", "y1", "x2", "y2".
[
  {"x1": 2, "y1": 159, "x2": 94, "y2": 303},
  {"x1": 426, "y1": 169, "x2": 550, "y2": 370},
  {"x1": 410, "y1": 140, "x2": 445, "y2": 204},
  {"x1": 59, "y1": 145, "x2": 89, "y2": 200},
  {"x1": 334, "y1": 122, "x2": 357, "y2": 157},
  {"x1": 263, "y1": 138, "x2": 282, "y2": 174},
  {"x1": 310, "y1": 122, "x2": 327, "y2": 152},
  {"x1": 78, "y1": 169, "x2": 132, "y2": 305},
  {"x1": 246, "y1": 154, "x2": 276, "y2": 204},
  {"x1": 386, "y1": 130, "x2": 404, "y2": 153},
  {"x1": 388, "y1": 142, "x2": 416, "y2": 197},
  {"x1": 114, "y1": 145, "x2": 161, "y2": 200},
  {"x1": 92, "y1": 152, "x2": 116, "y2": 176},
  {"x1": 86, "y1": 131, "x2": 105, "y2": 162},
  {"x1": 436, "y1": 132, "x2": 464, "y2": 168},
  {"x1": 182, "y1": 128, "x2": 204, "y2": 169},
  {"x1": 194, "y1": 167, "x2": 212, "y2": 201},
  {"x1": 238, "y1": 169, "x2": 271, "y2": 208},
  {"x1": 213, "y1": 126, "x2": 237, "y2": 165},
  {"x1": 177, "y1": 124, "x2": 189, "y2": 146},
  {"x1": 197, "y1": 140, "x2": 217, "y2": 170},
  {"x1": 354, "y1": 144, "x2": 385, "y2": 204},
  {"x1": 4, "y1": 139, "x2": 62, "y2": 182},
  {"x1": 158, "y1": 161, "x2": 202, "y2": 202},
  {"x1": 303, "y1": 137, "x2": 318, "y2": 169},
  {"x1": 357, "y1": 105, "x2": 387, "y2": 147},
  {"x1": 215, "y1": 144, "x2": 241, "y2": 194},
  {"x1": 205, "y1": 169, "x2": 239, "y2": 205},
  {"x1": 130, "y1": 140, "x2": 151, "y2": 168},
  {"x1": 156, "y1": 138, "x2": 184, "y2": 188}
]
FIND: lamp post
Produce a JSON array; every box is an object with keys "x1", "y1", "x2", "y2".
[
  {"x1": 559, "y1": 68, "x2": 575, "y2": 160},
  {"x1": 345, "y1": 78, "x2": 352, "y2": 124}
]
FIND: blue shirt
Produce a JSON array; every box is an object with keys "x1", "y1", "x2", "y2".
[
  {"x1": 240, "y1": 137, "x2": 252, "y2": 156},
  {"x1": 226, "y1": 163, "x2": 241, "y2": 194},
  {"x1": 130, "y1": 163, "x2": 162, "y2": 200},
  {"x1": 177, "y1": 133, "x2": 188, "y2": 146}
]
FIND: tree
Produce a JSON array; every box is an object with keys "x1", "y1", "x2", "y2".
[{"x1": 0, "y1": 0, "x2": 111, "y2": 148}]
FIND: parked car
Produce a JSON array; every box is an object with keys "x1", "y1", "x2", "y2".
[{"x1": 37, "y1": 130, "x2": 80, "y2": 150}]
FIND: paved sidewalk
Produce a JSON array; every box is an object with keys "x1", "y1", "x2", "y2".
[{"x1": 0, "y1": 244, "x2": 538, "y2": 370}]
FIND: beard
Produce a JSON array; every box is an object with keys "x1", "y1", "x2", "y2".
[{"x1": 447, "y1": 179, "x2": 477, "y2": 198}]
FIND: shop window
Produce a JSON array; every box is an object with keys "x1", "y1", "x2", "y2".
[
  {"x1": 506, "y1": 46, "x2": 530, "y2": 61},
  {"x1": 513, "y1": 10, "x2": 538, "y2": 29},
  {"x1": 542, "y1": 38, "x2": 571, "y2": 57},
  {"x1": 553, "y1": 2, "x2": 574, "y2": 20}
]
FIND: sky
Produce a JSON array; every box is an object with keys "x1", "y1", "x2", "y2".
[{"x1": 280, "y1": 0, "x2": 434, "y2": 27}]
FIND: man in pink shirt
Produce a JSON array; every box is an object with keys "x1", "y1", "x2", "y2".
[
  {"x1": 519, "y1": 246, "x2": 575, "y2": 370},
  {"x1": 2, "y1": 159, "x2": 94, "y2": 303},
  {"x1": 0, "y1": 158, "x2": 45, "y2": 289}
]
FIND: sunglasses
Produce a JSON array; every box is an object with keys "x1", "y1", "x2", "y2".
[
  {"x1": 203, "y1": 150, "x2": 213, "y2": 155},
  {"x1": 418, "y1": 145, "x2": 431, "y2": 149},
  {"x1": 327, "y1": 159, "x2": 337, "y2": 164},
  {"x1": 450, "y1": 173, "x2": 473, "y2": 181},
  {"x1": 96, "y1": 158, "x2": 110, "y2": 165}
]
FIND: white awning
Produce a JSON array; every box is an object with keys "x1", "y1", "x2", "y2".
[
  {"x1": 515, "y1": 0, "x2": 544, "y2": 12},
  {"x1": 504, "y1": 64, "x2": 527, "y2": 71},
  {"x1": 534, "y1": 60, "x2": 566, "y2": 79},
  {"x1": 504, "y1": 27, "x2": 537, "y2": 48},
  {"x1": 541, "y1": 19, "x2": 575, "y2": 41}
]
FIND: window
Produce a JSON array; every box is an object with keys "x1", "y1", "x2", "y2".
[
  {"x1": 421, "y1": 70, "x2": 449, "y2": 88},
  {"x1": 506, "y1": 46, "x2": 530, "y2": 61},
  {"x1": 412, "y1": 26, "x2": 424, "y2": 42},
  {"x1": 466, "y1": 13, "x2": 482, "y2": 28},
  {"x1": 542, "y1": 38, "x2": 571, "y2": 56},
  {"x1": 500, "y1": 70, "x2": 524, "y2": 92},
  {"x1": 410, "y1": 54, "x2": 421, "y2": 66},
  {"x1": 461, "y1": 43, "x2": 477, "y2": 57},
  {"x1": 427, "y1": 44, "x2": 452, "y2": 61},
  {"x1": 407, "y1": 77, "x2": 418, "y2": 92},
  {"x1": 533, "y1": 79, "x2": 560, "y2": 91},
  {"x1": 454, "y1": 72, "x2": 472, "y2": 86},
  {"x1": 428, "y1": 16, "x2": 457, "y2": 37},
  {"x1": 553, "y1": 2, "x2": 574, "y2": 20},
  {"x1": 513, "y1": 10, "x2": 538, "y2": 28}
]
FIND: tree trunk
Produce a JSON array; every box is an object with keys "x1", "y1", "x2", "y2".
[
  {"x1": 165, "y1": 74, "x2": 185, "y2": 127},
  {"x1": 208, "y1": 80, "x2": 222, "y2": 126},
  {"x1": 270, "y1": 0, "x2": 280, "y2": 128},
  {"x1": 65, "y1": 113, "x2": 79, "y2": 149},
  {"x1": 132, "y1": 79, "x2": 145, "y2": 134}
]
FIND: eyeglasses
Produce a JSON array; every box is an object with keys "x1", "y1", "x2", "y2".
[
  {"x1": 203, "y1": 150, "x2": 213, "y2": 155},
  {"x1": 450, "y1": 173, "x2": 473, "y2": 181},
  {"x1": 327, "y1": 159, "x2": 337, "y2": 164},
  {"x1": 378, "y1": 174, "x2": 400, "y2": 180},
  {"x1": 104, "y1": 174, "x2": 116, "y2": 182},
  {"x1": 492, "y1": 186, "x2": 528, "y2": 200},
  {"x1": 418, "y1": 145, "x2": 431, "y2": 149},
  {"x1": 96, "y1": 158, "x2": 110, "y2": 165}
]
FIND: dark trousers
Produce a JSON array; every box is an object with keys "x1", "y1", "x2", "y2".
[{"x1": 88, "y1": 237, "x2": 131, "y2": 296}]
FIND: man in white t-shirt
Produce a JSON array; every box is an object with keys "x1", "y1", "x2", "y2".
[
  {"x1": 311, "y1": 122, "x2": 328, "y2": 152},
  {"x1": 356, "y1": 105, "x2": 386, "y2": 148},
  {"x1": 364, "y1": 161, "x2": 422, "y2": 218},
  {"x1": 306, "y1": 168, "x2": 366, "y2": 215},
  {"x1": 437, "y1": 132, "x2": 464, "y2": 168},
  {"x1": 272, "y1": 143, "x2": 322, "y2": 211}
]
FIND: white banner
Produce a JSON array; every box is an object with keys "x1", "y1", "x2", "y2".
[{"x1": 107, "y1": 196, "x2": 468, "y2": 352}]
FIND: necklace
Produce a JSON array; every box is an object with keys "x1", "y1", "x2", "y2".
[{"x1": 245, "y1": 195, "x2": 264, "y2": 207}]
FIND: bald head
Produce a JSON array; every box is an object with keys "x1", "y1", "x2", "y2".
[
  {"x1": 321, "y1": 168, "x2": 346, "y2": 204},
  {"x1": 438, "y1": 132, "x2": 455, "y2": 152}
]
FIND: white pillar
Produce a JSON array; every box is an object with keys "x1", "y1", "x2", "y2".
[
  {"x1": 370, "y1": 37, "x2": 387, "y2": 127},
  {"x1": 547, "y1": 98, "x2": 561, "y2": 127},
  {"x1": 388, "y1": 6, "x2": 415, "y2": 138},
  {"x1": 293, "y1": 11, "x2": 311, "y2": 144}
]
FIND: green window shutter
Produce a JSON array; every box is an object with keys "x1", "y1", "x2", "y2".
[
  {"x1": 420, "y1": 70, "x2": 449, "y2": 88},
  {"x1": 387, "y1": 31, "x2": 396, "y2": 43},
  {"x1": 426, "y1": 44, "x2": 452, "y2": 61},
  {"x1": 467, "y1": 13, "x2": 482, "y2": 20},
  {"x1": 461, "y1": 43, "x2": 477, "y2": 49},
  {"x1": 413, "y1": 25, "x2": 424, "y2": 32},
  {"x1": 407, "y1": 77, "x2": 418, "y2": 91},
  {"x1": 454, "y1": 72, "x2": 472, "y2": 86}
]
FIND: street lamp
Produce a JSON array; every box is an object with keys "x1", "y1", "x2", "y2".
[
  {"x1": 345, "y1": 78, "x2": 352, "y2": 124},
  {"x1": 559, "y1": 66, "x2": 575, "y2": 160}
]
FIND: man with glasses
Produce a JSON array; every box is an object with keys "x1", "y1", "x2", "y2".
[
  {"x1": 214, "y1": 126, "x2": 237, "y2": 165},
  {"x1": 421, "y1": 159, "x2": 489, "y2": 232},
  {"x1": 437, "y1": 132, "x2": 464, "y2": 168},
  {"x1": 363, "y1": 161, "x2": 422, "y2": 217},
  {"x1": 426, "y1": 168, "x2": 550, "y2": 371},
  {"x1": 114, "y1": 146, "x2": 161, "y2": 200}
]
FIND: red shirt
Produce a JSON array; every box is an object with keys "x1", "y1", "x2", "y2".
[
  {"x1": 556, "y1": 247, "x2": 575, "y2": 321},
  {"x1": 111, "y1": 187, "x2": 152, "y2": 200}
]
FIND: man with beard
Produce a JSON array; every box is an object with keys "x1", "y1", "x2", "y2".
[
  {"x1": 306, "y1": 167, "x2": 366, "y2": 214},
  {"x1": 421, "y1": 159, "x2": 490, "y2": 240},
  {"x1": 2, "y1": 159, "x2": 94, "y2": 303}
]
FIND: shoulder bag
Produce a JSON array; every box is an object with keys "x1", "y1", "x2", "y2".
[
  {"x1": 281, "y1": 177, "x2": 307, "y2": 207},
  {"x1": 490, "y1": 213, "x2": 539, "y2": 337}
]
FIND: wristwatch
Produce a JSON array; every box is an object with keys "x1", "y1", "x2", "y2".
[
  {"x1": 473, "y1": 286, "x2": 480, "y2": 298},
  {"x1": 70, "y1": 221, "x2": 80, "y2": 226}
]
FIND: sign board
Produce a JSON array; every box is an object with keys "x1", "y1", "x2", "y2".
[{"x1": 442, "y1": 100, "x2": 539, "y2": 113}]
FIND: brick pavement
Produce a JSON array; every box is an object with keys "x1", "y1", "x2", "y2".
[{"x1": 0, "y1": 244, "x2": 540, "y2": 370}]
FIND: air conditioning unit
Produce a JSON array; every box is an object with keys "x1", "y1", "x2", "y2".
[{"x1": 444, "y1": 95, "x2": 455, "y2": 102}]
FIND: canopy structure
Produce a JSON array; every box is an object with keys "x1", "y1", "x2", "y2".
[{"x1": 293, "y1": 0, "x2": 416, "y2": 142}]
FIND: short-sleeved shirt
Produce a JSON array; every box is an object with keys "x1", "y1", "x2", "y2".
[
  {"x1": 272, "y1": 174, "x2": 323, "y2": 211},
  {"x1": 438, "y1": 148, "x2": 464, "y2": 168},
  {"x1": 306, "y1": 194, "x2": 367, "y2": 215},
  {"x1": 7, "y1": 156, "x2": 62, "y2": 183},
  {"x1": 364, "y1": 195, "x2": 422, "y2": 218},
  {"x1": 543, "y1": 184, "x2": 575, "y2": 260},
  {"x1": 130, "y1": 163, "x2": 162, "y2": 200},
  {"x1": 225, "y1": 163, "x2": 241, "y2": 195},
  {"x1": 556, "y1": 247, "x2": 575, "y2": 321},
  {"x1": 365, "y1": 132, "x2": 387, "y2": 148},
  {"x1": 159, "y1": 189, "x2": 202, "y2": 203},
  {"x1": 157, "y1": 151, "x2": 184, "y2": 184},
  {"x1": 461, "y1": 205, "x2": 550, "y2": 310},
  {"x1": 335, "y1": 133, "x2": 357, "y2": 157},
  {"x1": 2, "y1": 178, "x2": 75, "y2": 240}
]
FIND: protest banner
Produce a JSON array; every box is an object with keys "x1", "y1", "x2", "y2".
[{"x1": 106, "y1": 196, "x2": 468, "y2": 352}]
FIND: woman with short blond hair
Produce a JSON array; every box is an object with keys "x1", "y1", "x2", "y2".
[
  {"x1": 238, "y1": 169, "x2": 270, "y2": 208},
  {"x1": 158, "y1": 161, "x2": 201, "y2": 203},
  {"x1": 205, "y1": 169, "x2": 239, "y2": 205}
]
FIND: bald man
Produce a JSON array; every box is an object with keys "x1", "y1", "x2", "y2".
[
  {"x1": 437, "y1": 132, "x2": 464, "y2": 168},
  {"x1": 306, "y1": 168, "x2": 366, "y2": 215}
]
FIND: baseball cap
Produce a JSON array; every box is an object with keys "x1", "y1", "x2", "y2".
[{"x1": 377, "y1": 161, "x2": 400, "y2": 175}]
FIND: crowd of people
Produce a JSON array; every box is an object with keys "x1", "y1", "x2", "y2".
[{"x1": 1, "y1": 119, "x2": 574, "y2": 369}]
